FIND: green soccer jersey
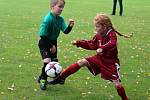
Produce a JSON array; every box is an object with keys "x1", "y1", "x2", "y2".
[{"x1": 38, "y1": 11, "x2": 67, "y2": 40}]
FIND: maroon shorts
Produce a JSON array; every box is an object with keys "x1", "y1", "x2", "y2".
[{"x1": 85, "y1": 55, "x2": 120, "y2": 81}]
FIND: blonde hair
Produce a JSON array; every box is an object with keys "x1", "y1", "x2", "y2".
[
  {"x1": 94, "y1": 13, "x2": 133, "y2": 38},
  {"x1": 50, "y1": 0, "x2": 65, "y2": 7}
]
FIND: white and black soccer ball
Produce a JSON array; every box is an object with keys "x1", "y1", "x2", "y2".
[{"x1": 45, "y1": 62, "x2": 62, "y2": 78}]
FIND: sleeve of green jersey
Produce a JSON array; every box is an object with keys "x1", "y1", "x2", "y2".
[
  {"x1": 38, "y1": 15, "x2": 51, "y2": 36},
  {"x1": 61, "y1": 17, "x2": 68, "y2": 33}
]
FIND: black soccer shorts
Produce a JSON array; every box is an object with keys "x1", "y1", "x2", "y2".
[{"x1": 38, "y1": 39, "x2": 58, "y2": 61}]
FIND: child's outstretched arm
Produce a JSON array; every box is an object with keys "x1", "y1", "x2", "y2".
[
  {"x1": 64, "y1": 19, "x2": 74, "y2": 34},
  {"x1": 72, "y1": 39, "x2": 97, "y2": 50}
]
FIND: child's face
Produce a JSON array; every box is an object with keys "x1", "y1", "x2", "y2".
[
  {"x1": 94, "y1": 22, "x2": 104, "y2": 34},
  {"x1": 51, "y1": 0, "x2": 65, "y2": 16},
  {"x1": 94, "y1": 16, "x2": 105, "y2": 34},
  {"x1": 95, "y1": 24, "x2": 102, "y2": 33}
]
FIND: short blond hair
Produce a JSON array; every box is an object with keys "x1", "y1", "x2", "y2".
[{"x1": 50, "y1": 0, "x2": 65, "y2": 7}]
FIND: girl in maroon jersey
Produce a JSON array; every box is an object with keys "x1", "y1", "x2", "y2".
[{"x1": 49, "y1": 13, "x2": 132, "y2": 100}]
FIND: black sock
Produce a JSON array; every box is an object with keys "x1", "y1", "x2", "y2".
[{"x1": 41, "y1": 63, "x2": 48, "y2": 80}]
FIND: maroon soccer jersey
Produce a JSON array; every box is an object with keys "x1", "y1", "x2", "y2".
[{"x1": 76, "y1": 30, "x2": 120, "y2": 81}]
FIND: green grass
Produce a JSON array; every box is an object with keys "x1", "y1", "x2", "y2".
[{"x1": 0, "y1": 0, "x2": 150, "y2": 100}]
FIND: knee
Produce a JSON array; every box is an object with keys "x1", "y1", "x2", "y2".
[
  {"x1": 77, "y1": 59, "x2": 88, "y2": 67},
  {"x1": 43, "y1": 58, "x2": 51, "y2": 63},
  {"x1": 113, "y1": 80, "x2": 122, "y2": 89}
]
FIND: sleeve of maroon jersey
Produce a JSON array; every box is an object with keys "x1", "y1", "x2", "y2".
[
  {"x1": 99, "y1": 32, "x2": 117, "y2": 50},
  {"x1": 76, "y1": 36, "x2": 98, "y2": 50}
]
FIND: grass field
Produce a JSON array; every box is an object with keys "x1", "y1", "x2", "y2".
[{"x1": 0, "y1": 0, "x2": 150, "y2": 100}]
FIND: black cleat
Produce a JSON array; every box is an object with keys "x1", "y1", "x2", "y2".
[
  {"x1": 48, "y1": 78, "x2": 65, "y2": 85},
  {"x1": 40, "y1": 79, "x2": 47, "y2": 90}
]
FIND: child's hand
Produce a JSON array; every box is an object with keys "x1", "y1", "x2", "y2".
[
  {"x1": 72, "y1": 40, "x2": 77, "y2": 45},
  {"x1": 68, "y1": 19, "x2": 74, "y2": 27},
  {"x1": 50, "y1": 45, "x2": 56, "y2": 54},
  {"x1": 96, "y1": 48, "x2": 103, "y2": 55}
]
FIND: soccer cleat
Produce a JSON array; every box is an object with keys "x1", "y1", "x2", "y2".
[
  {"x1": 48, "y1": 78, "x2": 65, "y2": 85},
  {"x1": 40, "y1": 79, "x2": 47, "y2": 90}
]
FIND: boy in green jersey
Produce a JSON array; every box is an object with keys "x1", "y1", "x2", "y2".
[{"x1": 38, "y1": 0, "x2": 74, "y2": 90}]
